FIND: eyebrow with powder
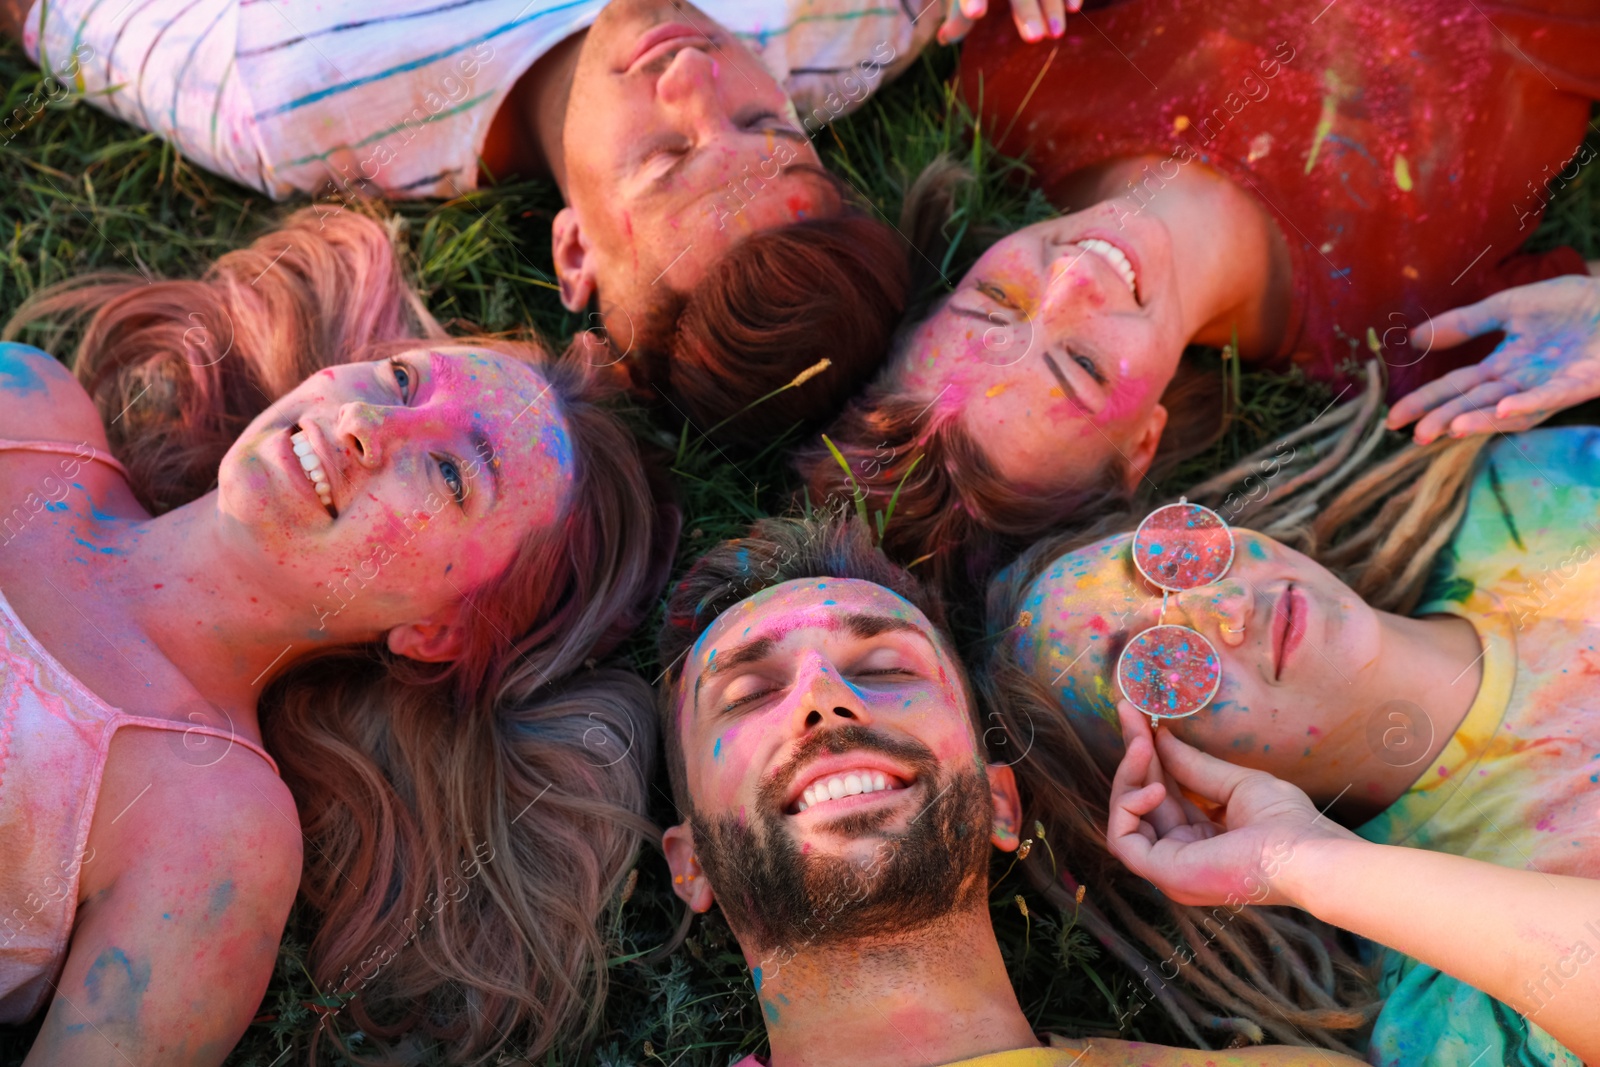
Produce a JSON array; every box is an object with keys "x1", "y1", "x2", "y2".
[
  {"x1": 845, "y1": 614, "x2": 925, "y2": 641},
  {"x1": 692, "y1": 636, "x2": 777, "y2": 707}
]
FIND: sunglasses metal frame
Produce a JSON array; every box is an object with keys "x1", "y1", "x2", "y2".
[{"x1": 1115, "y1": 498, "x2": 1235, "y2": 720}]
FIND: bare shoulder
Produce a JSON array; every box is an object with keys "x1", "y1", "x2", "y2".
[
  {"x1": 0, "y1": 341, "x2": 112, "y2": 450},
  {"x1": 89, "y1": 727, "x2": 303, "y2": 906}
]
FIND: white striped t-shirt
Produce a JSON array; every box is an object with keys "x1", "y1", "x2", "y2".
[{"x1": 22, "y1": 0, "x2": 939, "y2": 200}]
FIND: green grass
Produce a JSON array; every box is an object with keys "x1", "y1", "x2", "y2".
[{"x1": 4, "y1": 33, "x2": 1600, "y2": 1067}]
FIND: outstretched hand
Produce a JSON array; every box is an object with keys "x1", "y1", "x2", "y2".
[
  {"x1": 1105, "y1": 702, "x2": 1358, "y2": 909},
  {"x1": 938, "y1": 0, "x2": 1078, "y2": 45},
  {"x1": 1387, "y1": 275, "x2": 1600, "y2": 444}
]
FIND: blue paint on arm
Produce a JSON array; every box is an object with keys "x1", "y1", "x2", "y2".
[
  {"x1": 207, "y1": 880, "x2": 236, "y2": 918},
  {"x1": 66, "y1": 946, "x2": 152, "y2": 1032},
  {"x1": 0, "y1": 342, "x2": 69, "y2": 397}
]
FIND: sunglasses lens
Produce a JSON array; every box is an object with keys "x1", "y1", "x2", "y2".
[
  {"x1": 1117, "y1": 624, "x2": 1222, "y2": 718},
  {"x1": 1132, "y1": 502, "x2": 1233, "y2": 591}
]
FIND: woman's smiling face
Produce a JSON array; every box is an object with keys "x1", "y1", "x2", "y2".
[
  {"x1": 1011, "y1": 528, "x2": 1385, "y2": 779},
  {"x1": 894, "y1": 203, "x2": 1189, "y2": 493},
  {"x1": 214, "y1": 345, "x2": 576, "y2": 640}
]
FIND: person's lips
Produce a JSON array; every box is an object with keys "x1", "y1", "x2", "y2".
[
  {"x1": 1272, "y1": 583, "x2": 1307, "y2": 680},
  {"x1": 783, "y1": 752, "x2": 915, "y2": 816},
  {"x1": 625, "y1": 23, "x2": 712, "y2": 73},
  {"x1": 286, "y1": 422, "x2": 339, "y2": 519}
]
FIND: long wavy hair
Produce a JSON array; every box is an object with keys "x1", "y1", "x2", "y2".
[
  {"x1": 656, "y1": 510, "x2": 1376, "y2": 1052},
  {"x1": 981, "y1": 363, "x2": 1492, "y2": 1048},
  {"x1": 5, "y1": 209, "x2": 676, "y2": 1065},
  {"x1": 796, "y1": 158, "x2": 1227, "y2": 600}
]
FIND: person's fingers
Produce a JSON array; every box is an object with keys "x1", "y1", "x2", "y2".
[
  {"x1": 1150, "y1": 725, "x2": 1259, "y2": 808},
  {"x1": 1496, "y1": 376, "x2": 1600, "y2": 420},
  {"x1": 1435, "y1": 381, "x2": 1530, "y2": 438},
  {"x1": 1411, "y1": 378, "x2": 1511, "y2": 444},
  {"x1": 1067, "y1": 0, "x2": 1083, "y2": 11},
  {"x1": 964, "y1": 0, "x2": 988, "y2": 16},
  {"x1": 1008, "y1": 0, "x2": 1047, "y2": 41},
  {"x1": 1386, "y1": 364, "x2": 1492, "y2": 430},
  {"x1": 1410, "y1": 295, "x2": 1506, "y2": 353},
  {"x1": 937, "y1": 7, "x2": 976, "y2": 44},
  {"x1": 1041, "y1": 0, "x2": 1067, "y2": 36}
]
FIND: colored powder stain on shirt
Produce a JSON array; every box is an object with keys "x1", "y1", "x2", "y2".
[{"x1": 1393, "y1": 153, "x2": 1414, "y2": 191}]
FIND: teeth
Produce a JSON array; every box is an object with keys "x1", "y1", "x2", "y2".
[
  {"x1": 795, "y1": 769, "x2": 902, "y2": 813},
  {"x1": 290, "y1": 430, "x2": 334, "y2": 510},
  {"x1": 1074, "y1": 238, "x2": 1138, "y2": 299}
]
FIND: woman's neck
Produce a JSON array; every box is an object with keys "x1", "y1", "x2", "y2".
[
  {"x1": 1068, "y1": 157, "x2": 1293, "y2": 358},
  {"x1": 103, "y1": 498, "x2": 367, "y2": 719}
]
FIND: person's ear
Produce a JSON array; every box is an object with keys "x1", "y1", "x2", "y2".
[
  {"x1": 386, "y1": 614, "x2": 466, "y2": 663},
  {"x1": 663, "y1": 823, "x2": 717, "y2": 912},
  {"x1": 552, "y1": 206, "x2": 599, "y2": 312},
  {"x1": 987, "y1": 763, "x2": 1024, "y2": 852},
  {"x1": 1124, "y1": 401, "x2": 1170, "y2": 492}
]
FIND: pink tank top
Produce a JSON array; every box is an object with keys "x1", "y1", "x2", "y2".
[{"x1": 0, "y1": 439, "x2": 280, "y2": 1023}]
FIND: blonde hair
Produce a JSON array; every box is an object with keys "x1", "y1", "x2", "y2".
[
  {"x1": 7, "y1": 209, "x2": 674, "y2": 1064},
  {"x1": 980, "y1": 361, "x2": 1496, "y2": 1048}
]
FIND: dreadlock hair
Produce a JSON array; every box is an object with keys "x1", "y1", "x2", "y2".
[
  {"x1": 622, "y1": 167, "x2": 911, "y2": 447},
  {"x1": 795, "y1": 157, "x2": 1228, "y2": 602},
  {"x1": 654, "y1": 507, "x2": 969, "y2": 813},
  {"x1": 6, "y1": 208, "x2": 675, "y2": 1066},
  {"x1": 979, "y1": 361, "x2": 1496, "y2": 1050}
]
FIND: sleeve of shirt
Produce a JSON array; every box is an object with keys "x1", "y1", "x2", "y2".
[{"x1": 21, "y1": 0, "x2": 275, "y2": 197}]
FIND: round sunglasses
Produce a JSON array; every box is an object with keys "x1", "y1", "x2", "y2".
[{"x1": 1115, "y1": 498, "x2": 1236, "y2": 719}]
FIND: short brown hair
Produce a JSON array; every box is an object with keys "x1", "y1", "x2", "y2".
[{"x1": 627, "y1": 209, "x2": 911, "y2": 446}]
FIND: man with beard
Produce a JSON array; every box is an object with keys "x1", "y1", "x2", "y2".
[{"x1": 657, "y1": 514, "x2": 1368, "y2": 1067}]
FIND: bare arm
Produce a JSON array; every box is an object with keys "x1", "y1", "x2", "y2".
[
  {"x1": 1105, "y1": 702, "x2": 1600, "y2": 1063},
  {"x1": 23, "y1": 755, "x2": 302, "y2": 1067}
]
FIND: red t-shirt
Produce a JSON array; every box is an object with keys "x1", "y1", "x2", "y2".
[{"x1": 958, "y1": 0, "x2": 1600, "y2": 398}]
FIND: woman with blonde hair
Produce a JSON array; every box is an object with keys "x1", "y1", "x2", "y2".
[
  {"x1": 984, "y1": 362, "x2": 1600, "y2": 1064},
  {"x1": 0, "y1": 209, "x2": 671, "y2": 1065}
]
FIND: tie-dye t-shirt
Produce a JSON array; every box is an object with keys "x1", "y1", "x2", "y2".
[{"x1": 1356, "y1": 426, "x2": 1600, "y2": 1067}]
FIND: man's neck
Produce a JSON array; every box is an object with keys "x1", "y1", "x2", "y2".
[
  {"x1": 481, "y1": 29, "x2": 585, "y2": 190},
  {"x1": 750, "y1": 908, "x2": 1038, "y2": 1067}
]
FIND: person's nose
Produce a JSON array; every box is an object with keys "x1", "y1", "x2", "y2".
[
  {"x1": 334, "y1": 400, "x2": 388, "y2": 469},
  {"x1": 1168, "y1": 581, "x2": 1252, "y2": 648},
  {"x1": 789, "y1": 650, "x2": 874, "y2": 735},
  {"x1": 1042, "y1": 255, "x2": 1099, "y2": 315},
  {"x1": 655, "y1": 46, "x2": 725, "y2": 136}
]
